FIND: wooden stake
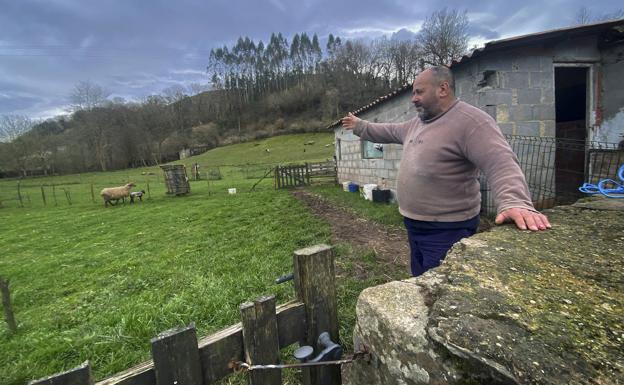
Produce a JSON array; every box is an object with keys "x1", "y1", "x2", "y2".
[
  {"x1": 41, "y1": 186, "x2": 47, "y2": 206},
  {"x1": 17, "y1": 182, "x2": 23, "y2": 208},
  {"x1": 0, "y1": 277, "x2": 17, "y2": 334}
]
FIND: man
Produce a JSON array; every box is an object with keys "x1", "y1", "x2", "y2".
[{"x1": 341, "y1": 66, "x2": 550, "y2": 277}]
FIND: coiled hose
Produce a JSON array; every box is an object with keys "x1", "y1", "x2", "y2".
[{"x1": 579, "y1": 164, "x2": 624, "y2": 198}]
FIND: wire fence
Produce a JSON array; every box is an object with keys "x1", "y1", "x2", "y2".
[{"x1": 480, "y1": 135, "x2": 624, "y2": 215}]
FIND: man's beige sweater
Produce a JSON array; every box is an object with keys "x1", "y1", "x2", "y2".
[{"x1": 353, "y1": 100, "x2": 535, "y2": 222}]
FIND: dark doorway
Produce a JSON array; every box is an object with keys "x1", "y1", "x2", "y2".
[{"x1": 554, "y1": 66, "x2": 588, "y2": 204}]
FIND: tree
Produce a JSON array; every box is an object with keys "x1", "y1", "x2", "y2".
[
  {"x1": 68, "y1": 80, "x2": 109, "y2": 112},
  {"x1": 575, "y1": 6, "x2": 624, "y2": 24},
  {"x1": 417, "y1": 8, "x2": 470, "y2": 66},
  {"x1": 0, "y1": 115, "x2": 33, "y2": 142}
]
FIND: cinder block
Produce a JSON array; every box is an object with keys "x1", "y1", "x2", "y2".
[
  {"x1": 517, "y1": 121, "x2": 540, "y2": 136},
  {"x1": 496, "y1": 104, "x2": 509, "y2": 122},
  {"x1": 482, "y1": 105, "x2": 498, "y2": 120},
  {"x1": 541, "y1": 88, "x2": 555, "y2": 104},
  {"x1": 513, "y1": 56, "x2": 541, "y2": 72},
  {"x1": 540, "y1": 120, "x2": 556, "y2": 137},
  {"x1": 498, "y1": 123, "x2": 515, "y2": 135},
  {"x1": 532, "y1": 104, "x2": 555, "y2": 121},
  {"x1": 529, "y1": 72, "x2": 554, "y2": 88},
  {"x1": 477, "y1": 89, "x2": 513, "y2": 106},
  {"x1": 478, "y1": 55, "x2": 513, "y2": 71},
  {"x1": 518, "y1": 88, "x2": 542, "y2": 105},
  {"x1": 503, "y1": 72, "x2": 530, "y2": 89},
  {"x1": 509, "y1": 105, "x2": 533, "y2": 121}
]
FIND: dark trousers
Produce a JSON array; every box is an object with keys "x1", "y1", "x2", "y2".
[{"x1": 403, "y1": 217, "x2": 477, "y2": 277}]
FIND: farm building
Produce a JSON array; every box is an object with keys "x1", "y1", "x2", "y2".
[{"x1": 331, "y1": 19, "x2": 624, "y2": 213}]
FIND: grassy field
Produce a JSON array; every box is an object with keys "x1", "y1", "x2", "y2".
[{"x1": 0, "y1": 133, "x2": 407, "y2": 385}]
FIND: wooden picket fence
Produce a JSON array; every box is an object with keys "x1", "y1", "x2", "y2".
[
  {"x1": 29, "y1": 245, "x2": 340, "y2": 385},
  {"x1": 274, "y1": 162, "x2": 336, "y2": 189}
]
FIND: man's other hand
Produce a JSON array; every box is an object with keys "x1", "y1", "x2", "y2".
[
  {"x1": 341, "y1": 112, "x2": 360, "y2": 130},
  {"x1": 495, "y1": 208, "x2": 551, "y2": 231}
]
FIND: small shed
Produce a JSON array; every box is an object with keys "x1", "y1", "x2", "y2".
[
  {"x1": 330, "y1": 19, "x2": 624, "y2": 212},
  {"x1": 160, "y1": 164, "x2": 191, "y2": 195}
]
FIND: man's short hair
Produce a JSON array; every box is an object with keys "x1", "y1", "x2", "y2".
[{"x1": 429, "y1": 66, "x2": 455, "y2": 93}]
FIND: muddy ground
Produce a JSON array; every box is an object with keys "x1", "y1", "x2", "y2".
[{"x1": 292, "y1": 189, "x2": 410, "y2": 270}]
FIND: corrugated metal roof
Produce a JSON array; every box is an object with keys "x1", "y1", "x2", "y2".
[
  {"x1": 326, "y1": 83, "x2": 412, "y2": 129},
  {"x1": 451, "y1": 18, "x2": 624, "y2": 67}
]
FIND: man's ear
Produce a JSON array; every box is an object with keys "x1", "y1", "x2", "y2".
[{"x1": 438, "y1": 81, "x2": 450, "y2": 97}]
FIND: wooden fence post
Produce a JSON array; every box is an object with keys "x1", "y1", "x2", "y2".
[
  {"x1": 151, "y1": 324, "x2": 203, "y2": 385},
  {"x1": 90, "y1": 184, "x2": 95, "y2": 203},
  {"x1": 293, "y1": 244, "x2": 340, "y2": 385},
  {"x1": 240, "y1": 295, "x2": 281, "y2": 385},
  {"x1": 29, "y1": 361, "x2": 93, "y2": 385},
  {"x1": 0, "y1": 276, "x2": 17, "y2": 334},
  {"x1": 41, "y1": 186, "x2": 47, "y2": 206},
  {"x1": 17, "y1": 182, "x2": 23, "y2": 208},
  {"x1": 52, "y1": 184, "x2": 58, "y2": 206}
]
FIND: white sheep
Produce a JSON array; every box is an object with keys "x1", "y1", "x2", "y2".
[{"x1": 100, "y1": 182, "x2": 135, "y2": 207}]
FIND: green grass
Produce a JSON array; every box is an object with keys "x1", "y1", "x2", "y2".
[
  {"x1": 308, "y1": 185, "x2": 404, "y2": 228},
  {"x1": 0, "y1": 133, "x2": 407, "y2": 385},
  {"x1": 178, "y1": 132, "x2": 335, "y2": 166}
]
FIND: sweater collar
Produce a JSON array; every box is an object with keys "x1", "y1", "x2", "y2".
[{"x1": 423, "y1": 99, "x2": 460, "y2": 124}]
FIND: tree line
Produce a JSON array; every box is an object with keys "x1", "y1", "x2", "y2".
[{"x1": 0, "y1": 8, "x2": 470, "y2": 177}]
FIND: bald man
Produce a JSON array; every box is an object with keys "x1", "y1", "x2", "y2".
[{"x1": 342, "y1": 66, "x2": 550, "y2": 277}]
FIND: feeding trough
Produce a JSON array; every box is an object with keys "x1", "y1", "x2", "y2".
[{"x1": 160, "y1": 164, "x2": 191, "y2": 195}]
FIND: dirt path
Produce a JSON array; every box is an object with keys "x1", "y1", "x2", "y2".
[{"x1": 292, "y1": 190, "x2": 409, "y2": 269}]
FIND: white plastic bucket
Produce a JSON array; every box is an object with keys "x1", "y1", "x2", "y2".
[
  {"x1": 228, "y1": 188, "x2": 237, "y2": 194},
  {"x1": 342, "y1": 181, "x2": 351, "y2": 192},
  {"x1": 363, "y1": 184, "x2": 377, "y2": 201}
]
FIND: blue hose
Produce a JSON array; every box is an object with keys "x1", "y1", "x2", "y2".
[{"x1": 579, "y1": 164, "x2": 624, "y2": 198}]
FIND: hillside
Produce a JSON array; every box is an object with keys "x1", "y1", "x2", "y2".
[{"x1": 176, "y1": 132, "x2": 335, "y2": 166}]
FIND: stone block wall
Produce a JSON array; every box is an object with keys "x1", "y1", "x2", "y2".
[
  {"x1": 334, "y1": 92, "x2": 416, "y2": 198},
  {"x1": 454, "y1": 47, "x2": 556, "y2": 138}
]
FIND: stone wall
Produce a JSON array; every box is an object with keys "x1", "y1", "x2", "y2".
[
  {"x1": 334, "y1": 92, "x2": 415, "y2": 199},
  {"x1": 345, "y1": 197, "x2": 623, "y2": 384}
]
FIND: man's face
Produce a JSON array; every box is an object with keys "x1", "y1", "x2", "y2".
[{"x1": 411, "y1": 71, "x2": 441, "y2": 121}]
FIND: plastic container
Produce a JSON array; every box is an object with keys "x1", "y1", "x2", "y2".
[
  {"x1": 348, "y1": 183, "x2": 359, "y2": 193},
  {"x1": 373, "y1": 189, "x2": 391, "y2": 203},
  {"x1": 228, "y1": 188, "x2": 237, "y2": 194},
  {"x1": 362, "y1": 184, "x2": 378, "y2": 201},
  {"x1": 342, "y1": 181, "x2": 351, "y2": 192}
]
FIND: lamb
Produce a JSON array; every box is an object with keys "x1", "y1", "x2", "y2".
[
  {"x1": 100, "y1": 182, "x2": 135, "y2": 207},
  {"x1": 130, "y1": 190, "x2": 145, "y2": 203}
]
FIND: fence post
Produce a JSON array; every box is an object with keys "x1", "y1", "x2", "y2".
[
  {"x1": 41, "y1": 186, "x2": 47, "y2": 206},
  {"x1": 151, "y1": 324, "x2": 203, "y2": 385},
  {"x1": 29, "y1": 361, "x2": 93, "y2": 385},
  {"x1": 0, "y1": 276, "x2": 17, "y2": 334},
  {"x1": 293, "y1": 244, "x2": 340, "y2": 385},
  {"x1": 52, "y1": 184, "x2": 58, "y2": 206},
  {"x1": 90, "y1": 184, "x2": 95, "y2": 203},
  {"x1": 240, "y1": 295, "x2": 281, "y2": 385},
  {"x1": 17, "y1": 182, "x2": 23, "y2": 208},
  {"x1": 146, "y1": 179, "x2": 151, "y2": 199}
]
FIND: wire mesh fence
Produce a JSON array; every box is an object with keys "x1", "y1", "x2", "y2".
[{"x1": 480, "y1": 135, "x2": 624, "y2": 215}]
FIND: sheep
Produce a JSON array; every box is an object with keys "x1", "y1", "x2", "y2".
[
  {"x1": 130, "y1": 190, "x2": 145, "y2": 203},
  {"x1": 100, "y1": 182, "x2": 135, "y2": 207}
]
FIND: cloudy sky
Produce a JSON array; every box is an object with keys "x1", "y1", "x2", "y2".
[{"x1": 0, "y1": 0, "x2": 622, "y2": 119}]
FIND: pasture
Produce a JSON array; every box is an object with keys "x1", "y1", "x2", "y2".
[{"x1": 0, "y1": 133, "x2": 407, "y2": 385}]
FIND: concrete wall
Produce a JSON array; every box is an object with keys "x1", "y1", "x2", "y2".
[
  {"x1": 597, "y1": 42, "x2": 624, "y2": 144},
  {"x1": 334, "y1": 92, "x2": 416, "y2": 199}
]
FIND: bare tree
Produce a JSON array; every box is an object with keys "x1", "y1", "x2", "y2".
[
  {"x1": 575, "y1": 6, "x2": 624, "y2": 24},
  {"x1": 417, "y1": 8, "x2": 470, "y2": 66},
  {"x1": 68, "y1": 80, "x2": 109, "y2": 112},
  {"x1": 0, "y1": 115, "x2": 33, "y2": 142},
  {"x1": 575, "y1": 6, "x2": 593, "y2": 25}
]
